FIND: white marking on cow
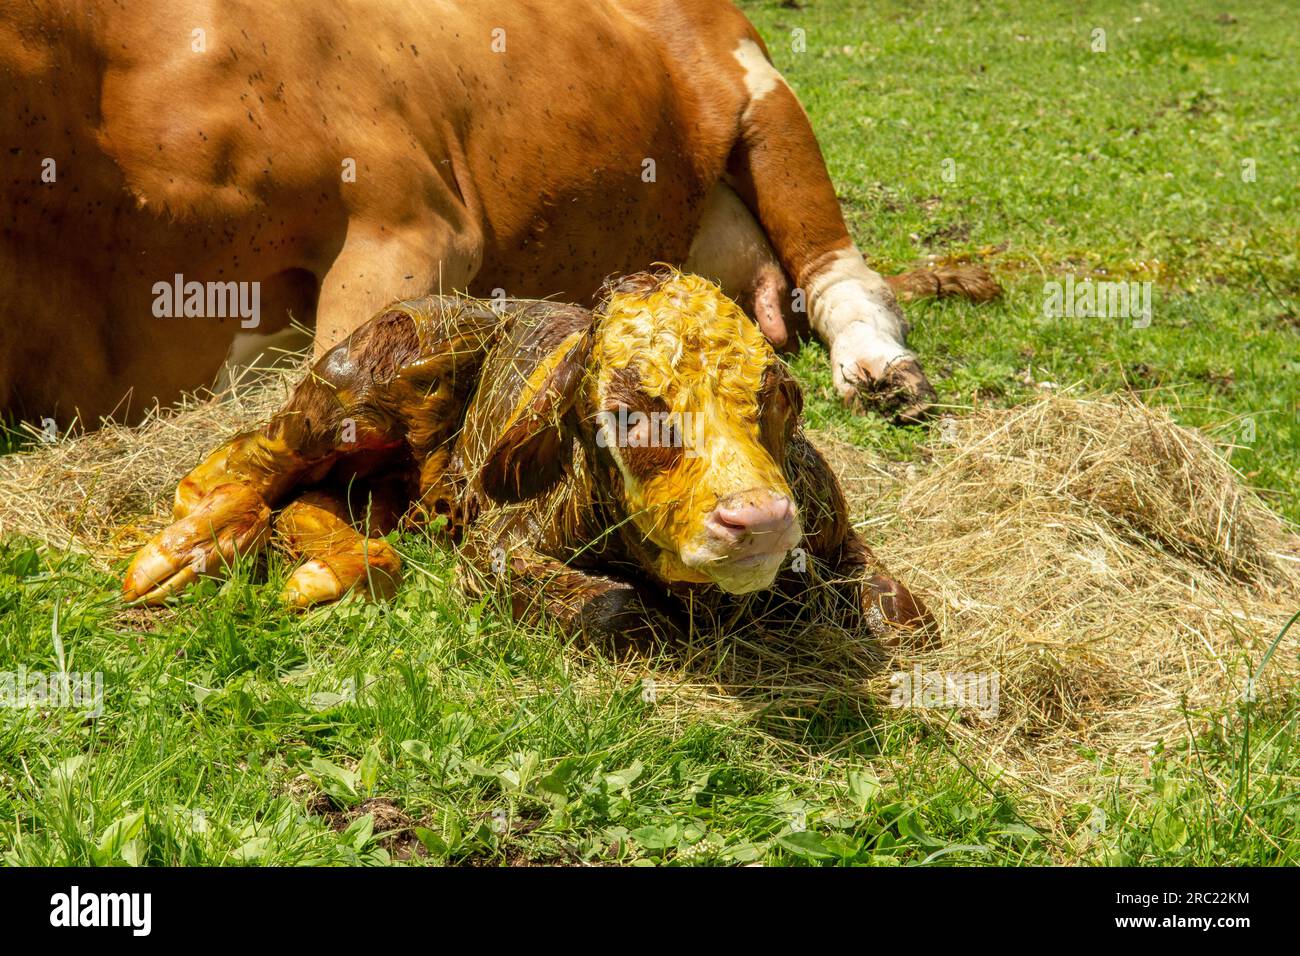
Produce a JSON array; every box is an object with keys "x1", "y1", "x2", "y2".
[
  {"x1": 732, "y1": 39, "x2": 787, "y2": 111},
  {"x1": 685, "y1": 183, "x2": 779, "y2": 297},
  {"x1": 215, "y1": 325, "x2": 314, "y2": 393},
  {"x1": 804, "y1": 248, "x2": 911, "y2": 391},
  {"x1": 686, "y1": 183, "x2": 792, "y2": 344}
]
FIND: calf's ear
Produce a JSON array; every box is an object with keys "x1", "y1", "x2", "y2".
[{"x1": 479, "y1": 328, "x2": 593, "y2": 503}]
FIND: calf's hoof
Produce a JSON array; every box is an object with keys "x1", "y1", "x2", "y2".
[
  {"x1": 123, "y1": 483, "x2": 271, "y2": 604},
  {"x1": 281, "y1": 541, "x2": 402, "y2": 608},
  {"x1": 865, "y1": 574, "x2": 940, "y2": 650}
]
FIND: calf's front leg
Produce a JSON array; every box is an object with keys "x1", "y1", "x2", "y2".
[
  {"x1": 835, "y1": 531, "x2": 937, "y2": 650},
  {"x1": 276, "y1": 479, "x2": 405, "y2": 608},
  {"x1": 124, "y1": 300, "x2": 490, "y2": 604},
  {"x1": 784, "y1": 433, "x2": 938, "y2": 648},
  {"x1": 460, "y1": 527, "x2": 683, "y2": 650}
]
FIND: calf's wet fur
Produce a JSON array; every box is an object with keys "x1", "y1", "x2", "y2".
[{"x1": 123, "y1": 271, "x2": 936, "y2": 651}]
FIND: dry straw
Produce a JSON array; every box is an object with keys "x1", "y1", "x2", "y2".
[
  {"x1": 822, "y1": 396, "x2": 1299, "y2": 804},
  {"x1": 2, "y1": 369, "x2": 1296, "y2": 823},
  {"x1": 0, "y1": 367, "x2": 295, "y2": 560}
]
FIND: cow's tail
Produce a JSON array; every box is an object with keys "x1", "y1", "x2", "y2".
[{"x1": 885, "y1": 264, "x2": 1001, "y2": 303}]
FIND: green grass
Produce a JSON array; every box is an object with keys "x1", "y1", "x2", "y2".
[
  {"x1": 1, "y1": 0, "x2": 1297, "y2": 865},
  {"x1": 777, "y1": 0, "x2": 1299, "y2": 516}
]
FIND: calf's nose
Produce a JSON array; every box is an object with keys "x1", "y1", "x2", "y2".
[{"x1": 705, "y1": 489, "x2": 796, "y2": 546}]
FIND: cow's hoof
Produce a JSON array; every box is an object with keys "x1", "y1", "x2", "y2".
[
  {"x1": 840, "y1": 356, "x2": 938, "y2": 424},
  {"x1": 123, "y1": 483, "x2": 270, "y2": 604},
  {"x1": 281, "y1": 543, "x2": 402, "y2": 609}
]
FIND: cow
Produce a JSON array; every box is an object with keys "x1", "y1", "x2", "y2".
[
  {"x1": 123, "y1": 271, "x2": 935, "y2": 648},
  {"x1": 1, "y1": 0, "x2": 995, "y2": 430}
]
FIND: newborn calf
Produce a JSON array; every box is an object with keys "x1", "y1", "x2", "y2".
[{"x1": 124, "y1": 271, "x2": 934, "y2": 647}]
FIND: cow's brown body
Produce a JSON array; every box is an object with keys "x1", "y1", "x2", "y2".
[
  {"x1": 2, "y1": 0, "x2": 995, "y2": 426},
  {"x1": 2, "y1": 0, "x2": 768, "y2": 421}
]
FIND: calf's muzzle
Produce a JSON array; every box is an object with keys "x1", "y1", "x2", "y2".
[{"x1": 704, "y1": 488, "x2": 799, "y2": 558}]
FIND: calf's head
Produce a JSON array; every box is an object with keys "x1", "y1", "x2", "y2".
[{"x1": 480, "y1": 270, "x2": 804, "y2": 594}]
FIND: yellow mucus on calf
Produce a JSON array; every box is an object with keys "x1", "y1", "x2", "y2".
[
  {"x1": 592, "y1": 271, "x2": 792, "y2": 564},
  {"x1": 501, "y1": 328, "x2": 589, "y2": 432}
]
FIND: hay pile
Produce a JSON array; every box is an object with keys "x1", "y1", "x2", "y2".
[
  {"x1": 0, "y1": 369, "x2": 297, "y2": 559},
  {"x1": 823, "y1": 396, "x2": 1299, "y2": 799},
  {"x1": 1, "y1": 375, "x2": 1296, "y2": 823}
]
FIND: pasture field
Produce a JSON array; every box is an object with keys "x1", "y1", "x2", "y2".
[{"x1": 1, "y1": 0, "x2": 1297, "y2": 866}]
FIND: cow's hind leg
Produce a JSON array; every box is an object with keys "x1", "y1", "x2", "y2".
[
  {"x1": 723, "y1": 39, "x2": 936, "y2": 422},
  {"x1": 686, "y1": 184, "x2": 1000, "y2": 353},
  {"x1": 684, "y1": 183, "x2": 802, "y2": 350},
  {"x1": 312, "y1": 217, "x2": 482, "y2": 357}
]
